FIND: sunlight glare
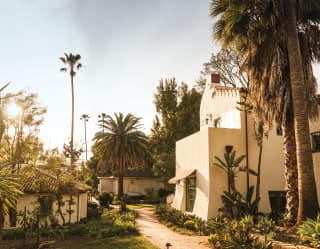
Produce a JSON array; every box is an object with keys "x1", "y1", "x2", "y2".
[{"x1": 6, "y1": 102, "x2": 21, "y2": 118}]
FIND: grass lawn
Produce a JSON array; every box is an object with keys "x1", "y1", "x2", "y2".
[{"x1": 62, "y1": 235, "x2": 160, "y2": 249}]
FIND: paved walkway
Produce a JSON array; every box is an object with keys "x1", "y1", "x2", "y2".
[{"x1": 135, "y1": 208, "x2": 210, "y2": 249}]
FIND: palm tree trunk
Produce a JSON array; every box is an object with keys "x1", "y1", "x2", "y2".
[
  {"x1": 0, "y1": 201, "x2": 4, "y2": 240},
  {"x1": 284, "y1": 0, "x2": 319, "y2": 223},
  {"x1": 70, "y1": 73, "x2": 74, "y2": 170},
  {"x1": 282, "y1": 115, "x2": 298, "y2": 226},
  {"x1": 118, "y1": 175, "x2": 124, "y2": 197}
]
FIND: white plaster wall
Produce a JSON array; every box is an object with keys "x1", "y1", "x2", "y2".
[
  {"x1": 123, "y1": 178, "x2": 164, "y2": 195},
  {"x1": 99, "y1": 177, "x2": 164, "y2": 196},
  {"x1": 200, "y1": 83, "x2": 240, "y2": 128},
  {"x1": 246, "y1": 116, "x2": 285, "y2": 213},
  {"x1": 174, "y1": 129, "x2": 210, "y2": 220},
  {"x1": 4, "y1": 192, "x2": 88, "y2": 228},
  {"x1": 208, "y1": 127, "x2": 246, "y2": 217},
  {"x1": 220, "y1": 109, "x2": 241, "y2": 128},
  {"x1": 99, "y1": 178, "x2": 115, "y2": 193}
]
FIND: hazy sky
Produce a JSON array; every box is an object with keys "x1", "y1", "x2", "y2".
[{"x1": 0, "y1": 0, "x2": 319, "y2": 157}]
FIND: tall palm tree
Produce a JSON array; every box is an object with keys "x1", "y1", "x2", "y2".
[
  {"x1": 60, "y1": 53, "x2": 82, "y2": 169},
  {"x1": 80, "y1": 114, "x2": 90, "y2": 162},
  {"x1": 98, "y1": 113, "x2": 107, "y2": 133},
  {"x1": 284, "y1": 0, "x2": 320, "y2": 224},
  {"x1": 210, "y1": 0, "x2": 320, "y2": 224},
  {"x1": 93, "y1": 113, "x2": 149, "y2": 197}
]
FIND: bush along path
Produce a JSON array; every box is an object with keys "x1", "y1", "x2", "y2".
[{"x1": 135, "y1": 207, "x2": 210, "y2": 249}]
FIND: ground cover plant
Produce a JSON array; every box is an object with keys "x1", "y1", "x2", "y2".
[
  {"x1": 297, "y1": 214, "x2": 320, "y2": 248},
  {"x1": 62, "y1": 235, "x2": 160, "y2": 249},
  {"x1": 155, "y1": 204, "x2": 205, "y2": 234},
  {"x1": 207, "y1": 215, "x2": 275, "y2": 249},
  {"x1": 2, "y1": 208, "x2": 138, "y2": 248}
]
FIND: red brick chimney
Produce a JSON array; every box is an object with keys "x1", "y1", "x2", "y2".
[{"x1": 211, "y1": 73, "x2": 220, "y2": 84}]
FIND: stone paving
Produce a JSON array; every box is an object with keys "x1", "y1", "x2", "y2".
[{"x1": 135, "y1": 207, "x2": 211, "y2": 249}]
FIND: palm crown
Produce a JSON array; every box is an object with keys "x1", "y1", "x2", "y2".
[{"x1": 59, "y1": 53, "x2": 82, "y2": 76}]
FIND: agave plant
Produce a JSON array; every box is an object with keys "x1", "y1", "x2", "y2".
[{"x1": 297, "y1": 214, "x2": 320, "y2": 248}]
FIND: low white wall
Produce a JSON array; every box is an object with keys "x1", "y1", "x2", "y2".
[
  {"x1": 99, "y1": 177, "x2": 164, "y2": 196},
  {"x1": 4, "y1": 192, "x2": 88, "y2": 228}
]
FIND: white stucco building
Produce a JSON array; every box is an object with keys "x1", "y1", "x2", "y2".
[
  {"x1": 169, "y1": 74, "x2": 320, "y2": 220},
  {"x1": 98, "y1": 168, "x2": 164, "y2": 196},
  {"x1": 4, "y1": 169, "x2": 91, "y2": 228}
]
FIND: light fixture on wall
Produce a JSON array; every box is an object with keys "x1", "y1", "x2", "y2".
[{"x1": 225, "y1": 145, "x2": 233, "y2": 154}]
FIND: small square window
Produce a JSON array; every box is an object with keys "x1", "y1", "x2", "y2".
[{"x1": 311, "y1": 131, "x2": 320, "y2": 152}]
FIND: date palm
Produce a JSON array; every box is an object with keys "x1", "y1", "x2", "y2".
[
  {"x1": 210, "y1": 0, "x2": 320, "y2": 224},
  {"x1": 93, "y1": 113, "x2": 149, "y2": 197},
  {"x1": 60, "y1": 53, "x2": 82, "y2": 169}
]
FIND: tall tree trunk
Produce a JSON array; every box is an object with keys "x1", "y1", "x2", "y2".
[
  {"x1": 282, "y1": 114, "x2": 298, "y2": 226},
  {"x1": 0, "y1": 201, "x2": 3, "y2": 240},
  {"x1": 56, "y1": 194, "x2": 65, "y2": 226},
  {"x1": 285, "y1": 0, "x2": 319, "y2": 224},
  {"x1": 70, "y1": 74, "x2": 74, "y2": 170},
  {"x1": 118, "y1": 175, "x2": 124, "y2": 197},
  {"x1": 255, "y1": 145, "x2": 262, "y2": 206},
  {"x1": 245, "y1": 109, "x2": 250, "y2": 194}
]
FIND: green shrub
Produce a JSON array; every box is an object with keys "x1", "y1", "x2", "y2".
[
  {"x1": 207, "y1": 215, "x2": 272, "y2": 249},
  {"x1": 145, "y1": 188, "x2": 159, "y2": 203},
  {"x1": 184, "y1": 220, "x2": 197, "y2": 231},
  {"x1": 3, "y1": 228, "x2": 25, "y2": 240},
  {"x1": 98, "y1": 192, "x2": 113, "y2": 209},
  {"x1": 155, "y1": 204, "x2": 204, "y2": 232},
  {"x1": 257, "y1": 217, "x2": 276, "y2": 243},
  {"x1": 298, "y1": 214, "x2": 320, "y2": 248},
  {"x1": 68, "y1": 224, "x2": 88, "y2": 236},
  {"x1": 87, "y1": 203, "x2": 102, "y2": 219}
]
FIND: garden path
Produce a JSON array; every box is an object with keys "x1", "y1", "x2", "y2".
[{"x1": 135, "y1": 207, "x2": 210, "y2": 249}]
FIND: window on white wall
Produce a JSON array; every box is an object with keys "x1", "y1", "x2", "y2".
[{"x1": 186, "y1": 176, "x2": 196, "y2": 212}]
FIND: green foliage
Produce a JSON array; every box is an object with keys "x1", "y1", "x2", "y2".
[
  {"x1": 150, "y1": 79, "x2": 202, "y2": 179},
  {"x1": 62, "y1": 235, "x2": 159, "y2": 249},
  {"x1": 98, "y1": 192, "x2": 113, "y2": 209},
  {"x1": 219, "y1": 186, "x2": 260, "y2": 219},
  {"x1": 4, "y1": 210, "x2": 138, "y2": 242},
  {"x1": 184, "y1": 220, "x2": 198, "y2": 231},
  {"x1": 297, "y1": 214, "x2": 320, "y2": 248},
  {"x1": 3, "y1": 228, "x2": 25, "y2": 240},
  {"x1": 0, "y1": 91, "x2": 47, "y2": 168},
  {"x1": 198, "y1": 49, "x2": 248, "y2": 90},
  {"x1": 208, "y1": 215, "x2": 273, "y2": 249},
  {"x1": 93, "y1": 113, "x2": 149, "y2": 197},
  {"x1": 155, "y1": 204, "x2": 204, "y2": 233},
  {"x1": 87, "y1": 202, "x2": 102, "y2": 219},
  {"x1": 63, "y1": 141, "x2": 84, "y2": 163},
  {"x1": 83, "y1": 157, "x2": 99, "y2": 189},
  {"x1": 38, "y1": 195, "x2": 54, "y2": 217},
  {"x1": 257, "y1": 217, "x2": 276, "y2": 243},
  {"x1": 144, "y1": 188, "x2": 160, "y2": 203},
  {"x1": 213, "y1": 149, "x2": 247, "y2": 193}
]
